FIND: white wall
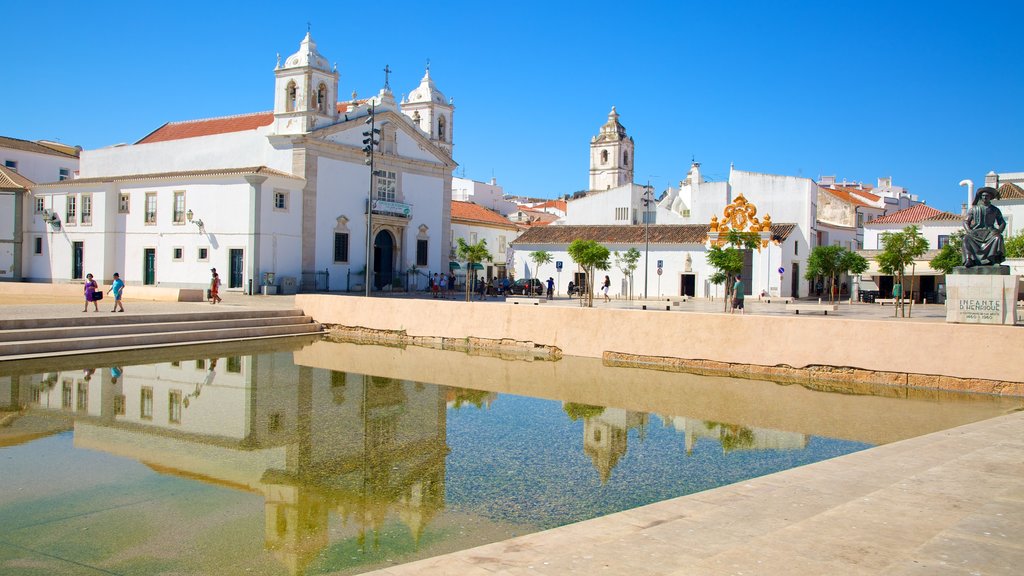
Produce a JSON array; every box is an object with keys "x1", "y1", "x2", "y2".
[
  {"x1": 562, "y1": 184, "x2": 646, "y2": 225},
  {"x1": 0, "y1": 146, "x2": 78, "y2": 184},
  {"x1": 863, "y1": 221, "x2": 960, "y2": 251}
]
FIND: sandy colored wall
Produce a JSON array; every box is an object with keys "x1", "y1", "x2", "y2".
[
  {"x1": 296, "y1": 294, "x2": 1024, "y2": 384},
  {"x1": 0, "y1": 281, "x2": 202, "y2": 302}
]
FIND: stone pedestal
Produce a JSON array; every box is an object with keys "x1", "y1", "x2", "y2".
[{"x1": 945, "y1": 272, "x2": 1019, "y2": 325}]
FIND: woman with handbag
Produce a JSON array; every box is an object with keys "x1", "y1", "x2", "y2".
[{"x1": 83, "y1": 273, "x2": 100, "y2": 312}]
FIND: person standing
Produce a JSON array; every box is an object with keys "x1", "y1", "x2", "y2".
[
  {"x1": 210, "y1": 268, "x2": 222, "y2": 304},
  {"x1": 439, "y1": 272, "x2": 448, "y2": 299},
  {"x1": 546, "y1": 277, "x2": 554, "y2": 300},
  {"x1": 602, "y1": 275, "x2": 611, "y2": 303},
  {"x1": 83, "y1": 273, "x2": 99, "y2": 312},
  {"x1": 731, "y1": 274, "x2": 745, "y2": 314},
  {"x1": 107, "y1": 272, "x2": 125, "y2": 312}
]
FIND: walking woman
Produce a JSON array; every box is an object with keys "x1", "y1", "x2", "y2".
[
  {"x1": 602, "y1": 275, "x2": 611, "y2": 303},
  {"x1": 210, "y1": 268, "x2": 222, "y2": 304},
  {"x1": 83, "y1": 273, "x2": 99, "y2": 312}
]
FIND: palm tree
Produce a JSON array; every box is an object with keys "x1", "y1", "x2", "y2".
[{"x1": 456, "y1": 238, "x2": 493, "y2": 302}]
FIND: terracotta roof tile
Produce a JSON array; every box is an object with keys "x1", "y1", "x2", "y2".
[
  {"x1": 868, "y1": 204, "x2": 960, "y2": 225},
  {"x1": 33, "y1": 166, "x2": 301, "y2": 188},
  {"x1": 451, "y1": 201, "x2": 518, "y2": 229},
  {"x1": 0, "y1": 135, "x2": 80, "y2": 158},
  {"x1": 834, "y1": 186, "x2": 881, "y2": 202},
  {"x1": 136, "y1": 111, "x2": 275, "y2": 144},
  {"x1": 822, "y1": 186, "x2": 872, "y2": 207},
  {"x1": 0, "y1": 165, "x2": 36, "y2": 190},
  {"x1": 512, "y1": 224, "x2": 796, "y2": 245},
  {"x1": 998, "y1": 182, "x2": 1024, "y2": 200}
]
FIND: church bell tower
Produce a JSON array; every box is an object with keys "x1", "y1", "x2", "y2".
[
  {"x1": 589, "y1": 107, "x2": 634, "y2": 191},
  {"x1": 401, "y1": 66, "x2": 454, "y2": 156},
  {"x1": 273, "y1": 32, "x2": 340, "y2": 135}
]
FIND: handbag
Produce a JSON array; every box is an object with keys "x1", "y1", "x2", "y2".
[
  {"x1": 93, "y1": 291, "x2": 104, "y2": 301},
  {"x1": 207, "y1": 289, "x2": 213, "y2": 299}
]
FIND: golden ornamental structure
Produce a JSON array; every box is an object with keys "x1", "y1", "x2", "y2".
[{"x1": 707, "y1": 194, "x2": 774, "y2": 248}]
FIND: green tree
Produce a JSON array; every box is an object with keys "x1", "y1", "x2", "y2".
[
  {"x1": 877, "y1": 225, "x2": 928, "y2": 318},
  {"x1": 563, "y1": 403, "x2": 606, "y2": 421},
  {"x1": 456, "y1": 238, "x2": 493, "y2": 302},
  {"x1": 613, "y1": 248, "x2": 641, "y2": 300},
  {"x1": 528, "y1": 250, "x2": 553, "y2": 280},
  {"x1": 929, "y1": 230, "x2": 965, "y2": 275},
  {"x1": 804, "y1": 245, "x2": 868, "y2": 304},
  {"x1": 1005, "y1": 230, "x2": 1024, "y2": 259},
  {"x1": 567, "y1": 239, "x2": 611, "y2": 307},
  {"x1": 706, "y1": 229, "x2": 761, "y2": 311}
]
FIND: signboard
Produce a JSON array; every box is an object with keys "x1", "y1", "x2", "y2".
[
  {"x1": 556, "y1": 261, "x2": 563, "y2": 271},
  {"x1": 657, "y1": 259, "x2": 664, "y2": 268},
  {"x1": 657, "y1": 268, "x2": 663, "y2": 276},
  {"x1": 373, "y1": 200, "x2": 411, "y2": 217},
  {"x1": 778, "y1": 267, "x2": 785, "y2": 274}
]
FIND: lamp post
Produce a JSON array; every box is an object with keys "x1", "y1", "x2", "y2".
[
  {"x1": 363, "y1": 102, "x2": 380, "y2": 297},
  {"x1": 641, "y1": 183, "x2": 654, "y2": 299}
]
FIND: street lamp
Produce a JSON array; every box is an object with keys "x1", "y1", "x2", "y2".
[
  {"x1": 641, "y1": 183, "x2": 654, "y2": 299},
  {"x1": 363, "y1": 101, "x2": 380, "y2": 297}
]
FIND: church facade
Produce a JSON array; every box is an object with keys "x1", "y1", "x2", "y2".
[{"x1": 26, "y1": 33, "x2": 456, "y2": 293}]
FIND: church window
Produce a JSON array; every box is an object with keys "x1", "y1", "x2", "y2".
[
  {"x1": 375, "y1": 170, "x2": 397, "y2": 202},
  {"x1": 623, "y1": 151, "x2": 629, "y2": 166},
  {"x1": 66, "y1": 195, "x2": 77, "y2": 224},
  {"x1": 614, "y1": 206, "x2": 629, "y2": 221},
  {"x1": 118, "y1": 193, "x2": 130, "y2": 214},
  {"x1": 144, "y1": 192, "x2": 157, "y2": 224},
  {"x1": 172, "y1": 191, "x2": 186, "y2": 224},
  {"x1": 80, "y1": 194, "x2": 92, "y2": 224},
  {"x1": 285, "y1": 81, "x2": 297, "y2": 112},
  {"x1": 273, "y1": 189, "x2": 289, "y2": 211},
  {"x1": 334, "y1": 233, "x2": 349, "y2": 263},
  {"x1": 416, "y1": 239, "x2": 428, "y2": 266},
  {"x1": 600, "y1": 150, "x2": 608, "y2": 164},
  {"x1": 438, "y1": 115, "x2": 446, "y2": 142},
  {"x1": 316, "y1": 83, "x2": 328, "y2": 114}
]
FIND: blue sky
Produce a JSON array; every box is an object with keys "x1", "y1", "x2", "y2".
[{"x1": 5, "y1": 1, "x2": 1021, "y2": 212}]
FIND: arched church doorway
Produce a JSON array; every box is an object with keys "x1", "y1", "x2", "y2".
[{"x1": 373, "y1": 230, "x2": 395, "y2": 290}]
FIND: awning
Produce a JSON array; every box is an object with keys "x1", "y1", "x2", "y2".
[
  {"x1": 449, "y1": 261, "x2": 460, "y2": 270},
  {"x1": 470, "y1": 263, "x2": 484, "y2": 270}
]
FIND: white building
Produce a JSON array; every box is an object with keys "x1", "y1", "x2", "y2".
[
  {"x1": 24, "y1": 33, "x2": 455, "y2": 294},
  {"x1": 449, "y1": 200, "x2": 520, "y2": 283},
  {"x1": 1, "y1": 137, "x2": 81, "y2": 282},
  {"x1": 452, "y1": 176, "x2": 517, "y2": 215}
]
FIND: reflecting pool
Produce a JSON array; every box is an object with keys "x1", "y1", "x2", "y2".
[{"x1": 1, "y1": 337, "x2": 1019, "y2": 575}]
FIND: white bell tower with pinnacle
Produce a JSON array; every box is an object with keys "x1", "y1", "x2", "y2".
[
  {"x1": 401, "y1": 65, "x2": 454, "y2": 156},
  {"x1": 589, "y1": 106, "x2": 634, "y2": 191},
  {"x1": 273, "y1": 32, "x2": 340, "y2": 135}
]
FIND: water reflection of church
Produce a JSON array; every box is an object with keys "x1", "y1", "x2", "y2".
[{"x1": 11, "y1": 354, "x2": 447, "y2": 575}]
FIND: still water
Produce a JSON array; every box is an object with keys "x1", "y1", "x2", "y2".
[{"x1": 1, "y1": 337, "x2": 1018, "y2": 575}]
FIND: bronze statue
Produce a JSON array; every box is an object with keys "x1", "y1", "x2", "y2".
[{"x1": 961, "y1": 186, "x2": 1006, "y2": 267}]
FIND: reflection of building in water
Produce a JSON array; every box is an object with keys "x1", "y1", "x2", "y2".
[
  {"x1": 578, "y1": 406, "x2": 648, "y2": 484},
  {"x1": 659, "y1": 416, "x2": 808, "y2": 455},
  {"x1": 17, "y1": 357, "x2": 448, "y2": 576}
]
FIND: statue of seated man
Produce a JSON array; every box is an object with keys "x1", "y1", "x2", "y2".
[{"x1": 961, "y1": 186, "x2": 1006, "y2": 267}]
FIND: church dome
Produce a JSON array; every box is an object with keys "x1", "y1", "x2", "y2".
[
  {"x1": 407, "y1": 68, "x2": 448, "y2": 104},
  {"x1": 281, "y1": 32, "x2": 331, "y2": 73},
  {"x1": 595, "y1": 106, "x2": 627, "y2": 141}
]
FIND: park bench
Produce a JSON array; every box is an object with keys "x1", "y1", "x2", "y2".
[
  {"x1": 506, "y1": 297, "x2": 546, "y2": 305},
  {"x1": 875, "y1": 298, "x2": 911, "y2": 306},
  {"x1": 785, "y1": 303, "x2": 838, "y2": 315},
  {"x1": 634, "y1": 298, "x2": 687, "y2": 311}
]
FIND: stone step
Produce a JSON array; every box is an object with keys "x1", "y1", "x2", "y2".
[
  {"x1": 0, "y1": 322, "x2": 322, "y2": 358},
  {"x1": 0, "y1": 315, "x2": 314, "y2": 343},
  {"x1": 0, "y1": 308, "x2": 308, "y2": 331}
]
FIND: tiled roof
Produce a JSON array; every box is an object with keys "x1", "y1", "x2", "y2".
[
  {"x1": 834, "y1": 186, "x2": 881, "y2": 202},
  {"x1": 998, "y1": 182, "x2": 1024, "y2": 200},
  {"x1": 530, "y1": 199, "x2": 567, "y2": 212},
  {"x1": 0, "y1": 165, "x2": 36, "y2": 190},
  {"x1": 135, "y1": 105, "x2": 355, "y2": 144},
  {"x1": 33, "y1": 166, "x2": 301, "y2": 188},
  {"x1": 0, "y1": 135, "x2": 80, "y2": 158},
  {"x1": 512, "y1": 224, "x2": 796, "y2": 245},
  {"x1": 822, "y1": 186, "x2": 872, "y2": 208},
  {"x1": 451, "y1": 201, "x2": 518, "y2": 229},
  {"x1": 868, "y1": 204, "x2": 960, "y2": 225}
]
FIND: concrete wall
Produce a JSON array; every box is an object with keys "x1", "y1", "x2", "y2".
[
  {"x1": 296, "y1": 293, "x2": 1024, "y2": 384},
  {"x1": 0, "y1": 281, "x2": 202, "y2": 302}
]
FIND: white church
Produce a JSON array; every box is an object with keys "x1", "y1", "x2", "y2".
[{"x1": 25, "y1": 33, "x2": 456, "y2": 294}]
